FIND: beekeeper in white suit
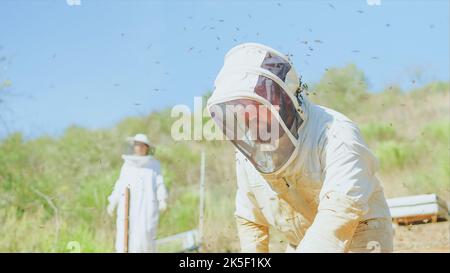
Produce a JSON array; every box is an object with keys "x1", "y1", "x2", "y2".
[
  {"x1": 107, "y1": 133, "x2": 168, "y2": 253},
  {"x1": 207, "y1": 43, "x2": 393, "y2": 253}
]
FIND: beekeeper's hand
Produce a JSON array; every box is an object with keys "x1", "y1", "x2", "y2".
[
  {"x1": 296, "y1": 192, "x2": 362, "y2": 252},
  {"x1": 159, "y1": 200, "x2": 167, "y2": 212}
]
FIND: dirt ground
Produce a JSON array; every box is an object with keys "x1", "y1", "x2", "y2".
[
  {"x1": 266, "y1": 220, "x2": 450, "y2": 253},
  {"x1": 393, "y1": 221, "x2": 450, "y2": 253}
]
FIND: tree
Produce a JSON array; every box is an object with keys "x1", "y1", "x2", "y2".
[{"x1": 310, "y1": 64, "x2": 369, "y2": 113}]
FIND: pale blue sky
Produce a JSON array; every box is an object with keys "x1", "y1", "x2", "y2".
[{"x1": 0, "y1": 0, "x2": 448, "y2": 139}]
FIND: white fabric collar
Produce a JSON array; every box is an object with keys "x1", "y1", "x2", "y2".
[{"x1": 122, "y1": 155, "x2": 152, "y2": 168}]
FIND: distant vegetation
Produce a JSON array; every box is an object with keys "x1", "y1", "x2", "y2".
[{"x1": 0, "y1": 65, "x2": 448, "y2": 252}]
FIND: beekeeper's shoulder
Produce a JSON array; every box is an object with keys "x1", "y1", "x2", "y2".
[
  {"x1": 319, "y1": 106, "x2": 370, "y2": 154},
  {"x1": 318, "y1": 106, "x2": 380, "y2": 171}
]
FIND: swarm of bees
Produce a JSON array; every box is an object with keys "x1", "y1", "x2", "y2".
[{"x1": 58, "y1": 1, "x2": 437, "y2": 107}]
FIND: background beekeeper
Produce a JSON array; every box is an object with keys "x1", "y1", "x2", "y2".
[
  {"x1": 207, "y1": 43, "x2": 393, "y2": 253},
  {"x1": 107, "y1": 133, "x2": 168, "y2": 253}
]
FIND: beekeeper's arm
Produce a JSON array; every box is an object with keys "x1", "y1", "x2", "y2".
[
  {"x1": 297, "y1": 122, "x2": 377, "y2": 253},
  {"x1": 107, "y1": 165, "x2": 126, "y2": 216},
  {"x1": 154, "y1": 161, "x2": 168, "y2": 212},
  {"x1": 235, "y1": 152, "x2": 270, "y2": 253}
]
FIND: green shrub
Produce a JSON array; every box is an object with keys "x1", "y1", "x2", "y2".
[
  {"x1": 360, "y1": 122, "x2": 397, "y2": 143},
  {"x1": 375, "y1": 141, "x2": 415, "y2": 170},
  {"x1": 421, "y1": 119, "x2": 449, "y2": 141}
]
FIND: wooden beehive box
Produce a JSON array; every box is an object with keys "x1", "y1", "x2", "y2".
[
  {"x1": 156, "y1": 229, "x2": 199, "y2": 253},
  {"x1": 387, "y1": 194, "x2": 449, "y2": 225}
]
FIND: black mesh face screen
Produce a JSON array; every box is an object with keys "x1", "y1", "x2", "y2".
[
  {"x1": 260, "y1": 52, "x2": 291, "y2": 81},
  {"x1": 254, "y1": 75, "x2": 300, "y2": 136}
]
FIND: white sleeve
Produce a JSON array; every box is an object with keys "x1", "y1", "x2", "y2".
[
  {"x1": 234, "y1": 151, "x2": 268, "y2": 226},
  {"x1": 235, "y1": 151, "x2": 270, "y2": 252},
  {"x1": 154, "y1": 161, "x2": 168, "y2": 204},
  {"x1": 297, "y1": 121, "x2": 376, "y2": 252},
  {"x1": 107, "y1": 165, "x2": 126, "y2": 210},
  {"x1": 319, "y1": 121, "x2": 379, "y2": 214}
]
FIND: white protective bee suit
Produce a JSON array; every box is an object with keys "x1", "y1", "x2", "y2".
[
  {"x1": 107, "y1": 153, "x2": 168, "y2": 253},
  {"x1": 207, "y1": 43, "x2": 393, "y2": 253}
]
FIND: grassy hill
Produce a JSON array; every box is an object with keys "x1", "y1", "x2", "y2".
[{"x1": 0, "y1": 65, "x2": 448, "y2": 252}]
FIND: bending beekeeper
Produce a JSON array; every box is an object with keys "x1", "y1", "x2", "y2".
[
  {"x1": 207, "y1": 43, "x2": 393, "y2": 253},
  {"x1": 107, "y1": 133, "x2": 168, "y2": 253}
]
